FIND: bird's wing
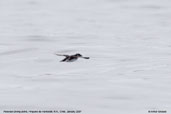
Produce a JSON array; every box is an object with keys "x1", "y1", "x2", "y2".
[
  {"x1": 55, "y1": 54, "x2": 69, "y2": 57},
  {"x1": 60, "y1": 57, "x2": 69, "y2": 62}
]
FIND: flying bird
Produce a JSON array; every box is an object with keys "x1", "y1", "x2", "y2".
[{"x1": 56, "y1": 53, "x2": 90, "y2": 62}]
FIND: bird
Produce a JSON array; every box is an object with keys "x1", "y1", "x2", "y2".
[{"x1": 56, "y1": 53, "x2": 90, "y2": 62}]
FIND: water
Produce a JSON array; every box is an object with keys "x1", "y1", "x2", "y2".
[{"x1": 0, "y1": 0, "x2": 171, "y2": 114}]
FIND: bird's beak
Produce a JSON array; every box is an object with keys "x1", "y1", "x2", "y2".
[{"x1": 81, "y1": 57, "x2": 90, "y2": 59}]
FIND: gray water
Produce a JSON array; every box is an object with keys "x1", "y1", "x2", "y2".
[{"x1": 0, "y1": 0, "x2": 171, "y2": 114}]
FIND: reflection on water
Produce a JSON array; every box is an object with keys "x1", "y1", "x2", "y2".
[
  {"x1": 0, "y1": 48, "x2": 37, "y2": 56},
  {"x1": 25, "y1": 35, "x2": 54, "y2": 42}
]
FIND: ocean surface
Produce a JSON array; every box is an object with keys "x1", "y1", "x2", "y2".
[{"x1": 0, "y1": 0, "x2": 171, "y2": 114}]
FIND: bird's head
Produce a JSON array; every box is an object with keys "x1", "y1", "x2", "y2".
[{"x1": 75, "y1": 53, "x2": 82, "y2": 57}]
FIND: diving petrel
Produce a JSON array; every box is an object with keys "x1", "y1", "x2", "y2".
[{"x1": 56, "y1": 53, "x2": 90, "y2": 62}]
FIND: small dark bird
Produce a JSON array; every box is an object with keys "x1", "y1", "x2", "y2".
[{"x1": 56, "y1": 53, "x2": 90, "y2": 62}]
